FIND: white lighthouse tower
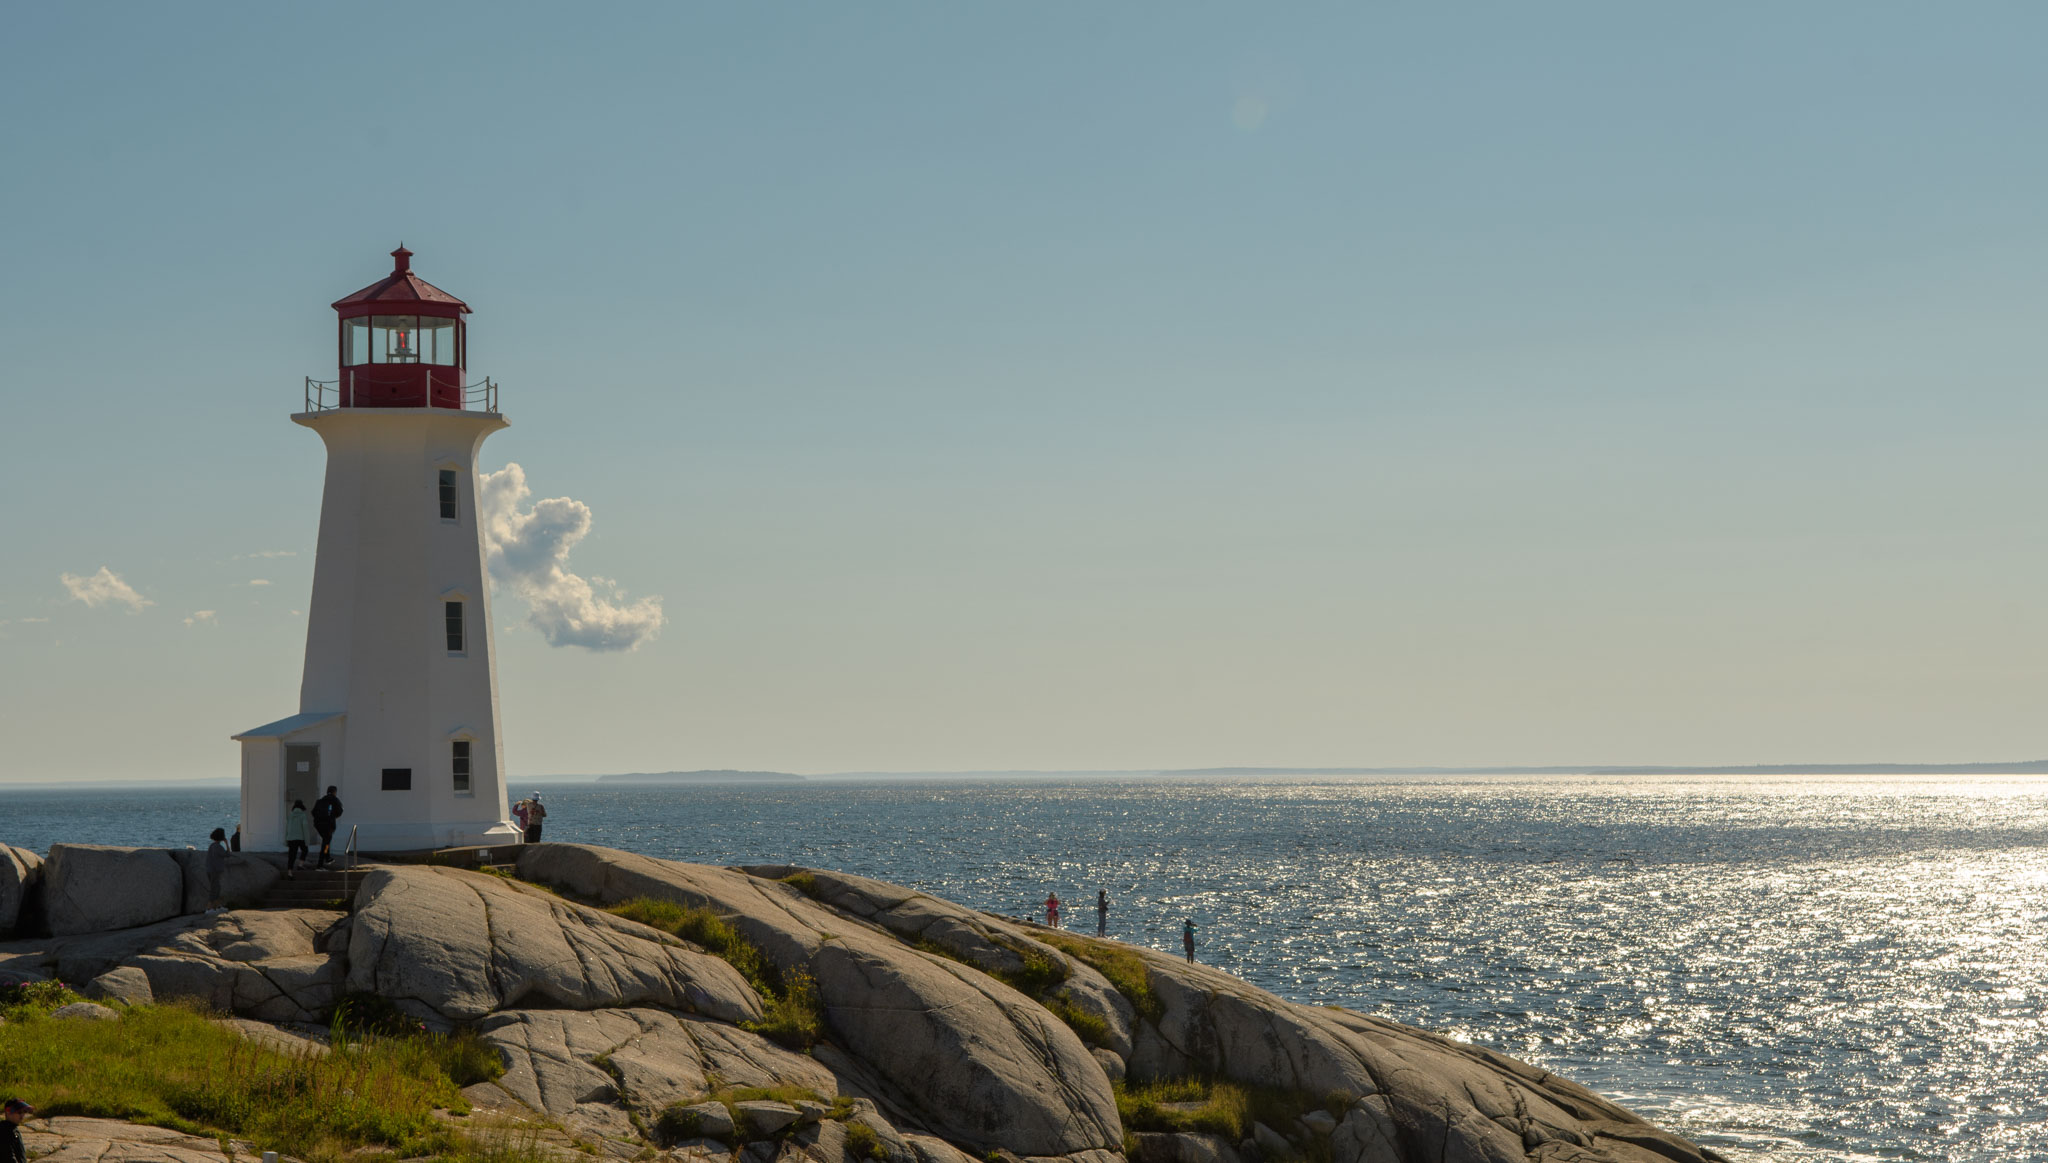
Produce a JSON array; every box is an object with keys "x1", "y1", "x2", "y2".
[{"x1": 234, "y1": 247, "x2": 521, "y2": 853}]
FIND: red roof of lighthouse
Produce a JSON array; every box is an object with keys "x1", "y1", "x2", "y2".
[{"x1": 330, "y1": 245, "x2": 471, "y2": 315}]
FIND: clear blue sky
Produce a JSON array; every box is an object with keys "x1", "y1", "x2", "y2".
[{"x1": 4, "y1": 4, "x2": 2045, "y2": 782}]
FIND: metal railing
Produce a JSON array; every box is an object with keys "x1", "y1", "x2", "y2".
[
  {"x1": 343, "y1": 824, "x2": 360, "y2": 870},
  {"x1": 302, "y1": 375, "x2": 500, "y2": 414}
]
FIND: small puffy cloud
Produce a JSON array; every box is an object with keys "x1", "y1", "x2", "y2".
[
  {"x1": 184, "y1": 610, "x2": 217, "y2": 627},
  {"x1": 247, "y1": 579, "x2": 272, "y2": 586},
  {"x1": 61, "y1": 567, "x2": 154, "y2": 612},
  {"x1": 478, "y1": 463, "x2": 665, "y2": 651}
]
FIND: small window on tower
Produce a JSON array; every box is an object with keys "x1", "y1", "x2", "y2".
[
  {"x1": 452, "y1": 740, "x2": 472, "y2": 794},
  {"x1": 381, "y1": 768, "x2": 412, "y2": 791},
  {"x1": 439, "y1": 470, "x2": 458, "y2": 521},
  {"x1": 445, "y1": 601, "x2": 465, "y2": 654}
]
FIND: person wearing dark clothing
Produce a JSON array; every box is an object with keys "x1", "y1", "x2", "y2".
[
  {"x1": 1182, "y1": 919, "x2": 1197, "y2": 964},
  {"x1": 524, "y1": 794, "x2": 547, "y2": 843},
  {"x1": 206, "y1": 828, "x2": 229, "y2": 911},
  {"x1": 1096, "y1": 889, "x2": 1109, "y2": 936},
  {"x1": 312, "y1": 786, "x2": 344, "y2": 867},
  {"x1": 4, "y1": 1098, "x2": 35, "y2": 1163},
  {"x1": 229, "y1": 825, "x2": 241, "y2": 852}
]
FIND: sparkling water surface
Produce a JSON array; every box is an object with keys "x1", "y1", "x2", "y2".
[{"x1": 11, "y1": 773, "x2": 2047, "y2": 1162}]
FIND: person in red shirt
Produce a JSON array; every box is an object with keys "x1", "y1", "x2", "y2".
[{"x1": 1045, "y1": 893, "x2": 1061, "y2": 928}]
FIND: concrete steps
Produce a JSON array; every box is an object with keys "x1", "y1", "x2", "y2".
[{"x1": 258, "y1": 866, "x2": 370, "y2": 911}]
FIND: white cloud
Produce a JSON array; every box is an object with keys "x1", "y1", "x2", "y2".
[
  {"x1": 184, "y1": 610, "x2": 217, "y2": 627},
  {"x1": 478, "y1": 463, "x2": 665, "y2": 652},
  {"x1": 247, "y1": 579, "x2": 272, "y2": 587},
  {"x1": 61, "y1": 567, "x2": 154, "y2": 612},
  {"x1": 240, "y1": 550, "x2": 297, "y2": 559},
  {"x1": 21, "y1": 616, "x2": 50, "y2": 624}
]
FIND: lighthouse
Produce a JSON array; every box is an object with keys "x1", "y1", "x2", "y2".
[{"x1": 233, "y1": 247, "x2": 520, "y2": 853}]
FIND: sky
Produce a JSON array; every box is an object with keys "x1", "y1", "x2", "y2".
[{"x1": 3, "y1": 4, "x2": 2046, "y2": 782}]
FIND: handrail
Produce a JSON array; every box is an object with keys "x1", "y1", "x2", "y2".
[
  {"x1": 300, "y1": 374, "x2": 499, "y2": 414},
  {"x1": 344, "y1": 824, "x2": 359, "y2": 870}
]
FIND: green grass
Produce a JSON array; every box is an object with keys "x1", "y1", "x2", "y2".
[
  {"x1": 843, "y1": 1121, "x2": 887, "y2": 1160},
  {"x1": 609, "y1": 897, "x2": 825, "y2": 1050},
  {"x1": 780, "y1": 872, "x2": 822, "y2": 899},
  {"x1": 1040, "y1": 933, "x2": 1164, "y2": 1023},
  {"x1": 0, "y1": 991, "x2": 505, "y2": 1162},
  {"x1": 1115, "y1": 1079, "x2": 1348, "y2": 1160},
  {"x1": 1041, "y1": 996, "x2": 1112, "y2": 1048}
]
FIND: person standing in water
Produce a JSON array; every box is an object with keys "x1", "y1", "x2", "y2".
[{"x1": 1182, "y1": 919, "x2": 1197, "y2": 963}]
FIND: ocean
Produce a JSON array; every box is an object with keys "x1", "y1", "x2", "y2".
[{"x1": 9, "y1": 772, "x2": 2046, "y2": 1162}]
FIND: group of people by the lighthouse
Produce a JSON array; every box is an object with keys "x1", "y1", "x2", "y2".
[
  {"x1": 278, "y1": 785, "x2": 346, "y2": 877},
  {"x1": 1035, "y1": 887, "x2": 1201, "y2": 963}
]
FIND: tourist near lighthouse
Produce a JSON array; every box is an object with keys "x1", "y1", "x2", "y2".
[{"x1": 232, "y1": 247, "x2": 520, "y2": 853}]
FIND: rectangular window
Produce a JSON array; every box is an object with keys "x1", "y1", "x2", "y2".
[
  {"x1": 452, "y1": 741, "x2": 472, "y2": 794},
  {"x1": 438, "y1": 470, "x2": 458, "y2": 520},
  {"x1": 445, "y1": 601, "x2": 465, "y2": 653},
  {"x1": 421, "y1": 316, "x2": 458, "y2": 366},
  {"x1": 381, "y1": 767, "x2": 412, "y2": 791},
  {"x1": 343, "y1": 317, "x2": 371, "y2": 366}
]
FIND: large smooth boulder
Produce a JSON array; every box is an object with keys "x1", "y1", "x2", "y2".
[
  {"x1": 43, "y1": 845, "x2": 184, "y2": 935},
  {"x1": 0, "y1": 908, "x2": 354, "y2": 1023},
  {"x1": 173, "y1": 850, "x2": 281, "y2": 913},
  {"x1": 518, "y1": 845, "x2": 1123, "y2": 1157},
  {"x1": 0, "y1": 843, "x2": 43, "y2": 938},
  {"x1": 478, "y1": 1006, "x2": 837, "y2": 1142},
  {"x1": 346, "y1": 865, "x2": 763, "y2": 1024}
]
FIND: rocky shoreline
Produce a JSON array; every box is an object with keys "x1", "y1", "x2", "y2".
[{"x1": 0, "y1": 841, "x2": 1726, "y2": 1163}]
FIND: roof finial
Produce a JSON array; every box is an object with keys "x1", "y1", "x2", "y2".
[{"x1": 391, "y1": 243, "x2": 414, "y2": 275}]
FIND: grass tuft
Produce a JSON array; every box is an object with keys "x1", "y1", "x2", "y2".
[
  {"x1": 609, "y1": 897, "x2": 825, "y2": 1050},
  {"x1": 780, "y1": 872, "x2": 822, "y2": 899},
  {"x1": 1040, "y1": 933, "x2": 1163, "y2": 1023},
  {"x1": 1041, "y1": 996, "x2": 1112, "y2": 1048},
  {"x1": 844, "y1": 1121, "x2": 887, "y2": 1160}
]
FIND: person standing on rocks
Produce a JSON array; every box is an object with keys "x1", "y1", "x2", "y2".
[
  {"x1": 3, "y1": 1098, "x2": 34, "y2": 1163},
  {"x1": 1182, "y1": 918, "x2": 1197, "y2": 963},
  {"x1": 1045, "y1": 892, "x2": 1061, "y2": 928},
  {"x1": 205, "y1": 828, "x2": 229, "y2": 912},
  {"x1": 312, "y1": 785, "x2": 344, "y2": 867},
  {"x1": 283, "y1": 799, "x2": 312, "y2": 877},
  {"x1": 512, "y1": 796, "x2": 531, "y2": 837},
  {"x1": 524, "y1": 793, "x2": 547, "y2": 843},
  {"x1": 1096, "y1": 889, "x2": 1109, "y2": 935}
]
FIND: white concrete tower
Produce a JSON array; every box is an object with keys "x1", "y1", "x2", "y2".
[{"x1": 235, "y1": 247, "x2": 520, "y2": 853}]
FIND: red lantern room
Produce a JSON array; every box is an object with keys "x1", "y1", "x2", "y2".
[{"x1": 327, "y1": 246, "x2": 472, "y2": 409}]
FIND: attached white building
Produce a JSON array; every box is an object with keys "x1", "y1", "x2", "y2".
[{"x1": 236, "y1": 247, "x2": 520, "y2": 853}]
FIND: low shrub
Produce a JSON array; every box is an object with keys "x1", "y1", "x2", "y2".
[
  {"x1": 0, "y1": 979, "x2": 79, "y2": 1018},
  {"x1": 780, "y1": 872, "x2": 822, "y2": 899},
  {"x1": 746, "y1": 968, "x2": 825, "y2": 1050}
]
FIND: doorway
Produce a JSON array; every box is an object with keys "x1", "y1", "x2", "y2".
[{"x1": 284, "y1": 744, "x2": 319, "y2": 816}]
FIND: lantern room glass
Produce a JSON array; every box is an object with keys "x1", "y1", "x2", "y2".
[{"x1": 344, "y1": 315, "x2": 462, "y2": 367}]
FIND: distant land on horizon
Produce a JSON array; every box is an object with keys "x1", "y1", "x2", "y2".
[
  {"x1": 590, "y1": 769, "x2": 808, "y2": 784},
  {"x1": 11, "y1": 761, "x2": 2048, "y2": 789}
]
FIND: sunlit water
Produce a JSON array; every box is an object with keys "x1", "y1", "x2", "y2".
[{"x1": 12, "y1": 773, "x2": 2048, "y2": 1162}]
